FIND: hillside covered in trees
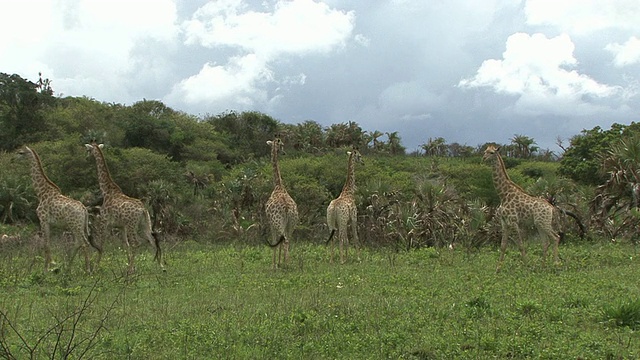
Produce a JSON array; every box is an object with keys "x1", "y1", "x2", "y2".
[{"x1": 1, "y1": 72, "x2": 639, "y2": 250}]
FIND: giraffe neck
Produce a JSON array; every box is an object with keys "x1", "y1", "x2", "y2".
[
  {"x1": 340, "y1": 152, "x2": 357, "y2": 197},
  {"x1": 91, "y1": 145, "x2": 123, "y2": 197},
  {"x1": 491, "y1": 152, "x2": 522, "y2": 201},
  {"x1": 26, "y1": 148, "x2": 61, "y2": 201},
  {"x1": 271, "y1": 143, "x2": 284, "y2": 190}
]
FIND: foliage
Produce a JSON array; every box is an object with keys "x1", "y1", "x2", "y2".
[
  {"x1": 559, "y1": 123, "x2": 640, "y2": 185},
  {"x1": 602, "y1": 299, "x2": 640, "y2": 330},
  {"x1": 0, "y1": 73, "x2": 56, "y2": 151}
]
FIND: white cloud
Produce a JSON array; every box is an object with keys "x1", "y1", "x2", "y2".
[
  {"x1": 459, "y1": 33, "x2": 618, "y2": 114},
  {"x1": 166, "y1": 54, "x2": 272, "y2": 107},
  {"x1": 606, "y1": 36, "x2": 640, "y2": 67},
  {"x1": 172, "y1": 0, "x2": 355, "y2": 110},
  {"x1": 0, "y1": 0, "x2": 179, "y2": 102},
  {"x1": 525, "y1": 0, "x2": 640, "y2": 34},
  {"x1": 183, "y1": 0, "x2": 354, "y2": 57}
]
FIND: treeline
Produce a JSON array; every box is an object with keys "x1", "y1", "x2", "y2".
[{"x1": 1, "y1": 72, "x2": 639, "y2": 249}]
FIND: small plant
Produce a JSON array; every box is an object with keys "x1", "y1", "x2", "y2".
[
  {"x1": 603, "y1": 299, "x2": 640, "y2": 330},
  {"x1": 518, "y1": 300, "x2": 541, "y2": 318}
]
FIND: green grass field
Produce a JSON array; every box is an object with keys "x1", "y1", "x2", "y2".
[{"x1": 0, "y1": 240, "x2": 639, "y2": 359}]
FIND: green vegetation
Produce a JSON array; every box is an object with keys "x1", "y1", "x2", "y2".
[{"x1": 0, "y1": 241, "x2": 639, "y2": 359}]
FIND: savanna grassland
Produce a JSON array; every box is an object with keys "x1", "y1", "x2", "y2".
[
  {"x1": 3, "y1": 72, "x2": 640, "y2": 359},
  {"x1": 0, "y1": 239, "x2": 639, "y2": 359}
]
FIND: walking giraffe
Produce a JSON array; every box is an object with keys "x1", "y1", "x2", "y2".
[
  {"x1": 326, "y1": 147, "x2": 364, "y2": 264},
  {"x1": 17, "y1": 146, "x2": 101, "y2": 272},
  {"x1": 264, "y1": 137, "x2": 298, "y2": 269},
  {"x1": 85, "y1": 142, "x2": 164, "y2": 273},
  {"x1": 482, "y1": 144, "x2": 560, "y2": 272}
]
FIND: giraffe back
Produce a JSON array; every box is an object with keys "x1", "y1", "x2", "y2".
[{"x1": 266, "y1": 187, "x2": 298, "y2": 235}]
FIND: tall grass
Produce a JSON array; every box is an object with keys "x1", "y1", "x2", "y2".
[{"x1": 0, "y1": 239, "x2": 639, "y2": 359}]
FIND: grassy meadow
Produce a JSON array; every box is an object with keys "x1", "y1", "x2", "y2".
[{"x1": 0, "y1": 239, "x2": 639, "y2": 359}]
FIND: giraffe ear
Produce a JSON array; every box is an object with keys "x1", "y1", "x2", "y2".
[
  {"x1": 347, "y1": 151, "x2": 352, "y2": 156},
  {"x1": 98, "y1": 144, "x2": 105, "y2": 149},
  {"x1": 84, "y1": 144, "x2": 92, "y2": 150},
  {"x1": 266, "y1": 140, "x2": 273, "y2": 146},
  {"x1": 495, "y1": 146, "x2": 501, "y2": 152}
]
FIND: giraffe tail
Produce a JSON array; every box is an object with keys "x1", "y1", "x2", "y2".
[
  {"x1": 326, "y1": 229, "x2": 336, "y2": 244},
  {"x1": 85, "y1": 211, "x2": 102, "y2": 253},
  {"x1": 87, "y1": 232, "x2": 103, "y2": 254},
  {"x1": 265, "y1": 235, "x2": 285, "y2": 247}
]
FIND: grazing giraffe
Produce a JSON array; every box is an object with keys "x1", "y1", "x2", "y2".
[
  {"x1": 482, "y1": 144, "x2": 560, "y2": 272},
  {"x1": 85, "y1": 142, "x2": 164, "y2": 273},
  {"x1": 17, "y1": 146, "x2": 101, "y2": 272},
  {"x1": 326, "y1": 148, "x2": 364, "y2": 264},
  {"x1": 264, "y1": 137, "x2": 298, "y2": 269}
]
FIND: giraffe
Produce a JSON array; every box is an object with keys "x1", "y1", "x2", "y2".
[
  {"x1": 482, "y1": 144, "x2": 560, "y2": 272},
  {"x1": 326, "y1": 147, "x2": 364, "y2": 264},
  {"x1": 17, "y1": 146, "x2": 101, "y2": 273},
  {"x1": 264, "y1": 137, "x2": 298, "y2": 269},
  {"x1": 85, "y1": 142, "x2": 164, "y2": 273}
]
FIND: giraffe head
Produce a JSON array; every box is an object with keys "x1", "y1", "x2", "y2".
[
  {"x1": 267, "y1": 137, "x2": 286, "y2": 155},
  {"x1": 16, "y1": 146, "x2": 34, "y2": 160},
  {"x1": 348, "y1": 147, "x2": 365, "y2": 166},
  {"x1": 482, "y1": 145, "x2": 500, "y2": 162},
  {"x1": 84, "y1": 142, "x2": 104, "y2": 157}
]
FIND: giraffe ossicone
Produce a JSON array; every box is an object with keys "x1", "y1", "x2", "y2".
[
  {"x1": 326, "y1": 147, "x2": 364, "y2": 264},
  {"x1": 483, "y1": 144, "x2": 560, "y2": 272}
]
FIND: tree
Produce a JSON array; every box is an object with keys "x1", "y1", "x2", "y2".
[
  {"x1": 325, "y1": 121, "x2": 365, "y2": 149},
  {"x1": 121, "y1": 100, "x2": 185, "y2": 159},
  {"x1": 559, "y1": 123, "x2": 640, "y2": 185},
  {"x1": 206, "y1": 111, "x2": 279, "y2": 160},
  {"x1": 510, "y1": 134, "x2": 538, "y2": 158},
  {"x1": 421, "y1": 137, "x2": 447, "y2": 157},
  {"x1": 591, "y1": 132, "x2": 640, "y2": 239},
  {"x1": 447, "y1": 142, "x2": 474, "y2": 157},
  {"x1": 368, "y1": 130, "x2": 384, "y2": 151},
  {"x1": 290, "y1": 120, "x2": 325, "y2": 152},
  {"x1": 0, "y1": 73, "x2": 56, "y2": 150},
  {"x1": 385, "y1": 131, "x2": 405, "y2": 155}
]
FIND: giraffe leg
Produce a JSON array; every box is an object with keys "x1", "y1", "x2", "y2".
[
  {"x1": 351, "y1": 215, "x2": 360, "y2": 261},
  {"x1": 80, "y1": 238, "x2": 91, "y2": 273},
  {"x1": 540, "y1": 228, "x2": 550, "y2": 264},
  {"x1": 272, "y1": 245, "x2": 277, "y2": 269},
  {"x1": 546, "y1": 229, "x2": 561, "y2": 266},
  {"x1": 496, "y1": 223, "x2": 509, "y2": 273},
  {"x1": 344, "y1": 230, "x2": 349, "y2": 264},
  {"x1": 339, "y1": 231, "x2": 347, "y2": 264},
  {"x1": 284, "y1": 238, "x2": 290, "y2": 265},
  {"x1": 329, "y1": 230, "x2": 335, "y2": 264},
  {"x1": 122, "y1": 230, "x2": 135, "y2": 275},
  {"x1": 42, "y1": 224, "x2": 52, "y2": 273},
  {"x1": 70, "y1": 232, "x2": 91, "y2": 273},
  {"x1": 513, "y1": 225, "x2": 526, "y2": 260},
  {"x1": 90, "y1": 218, "x2": 105, "y2": 271}
]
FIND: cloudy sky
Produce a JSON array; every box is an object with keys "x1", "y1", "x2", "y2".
[{"x1": 1, "y1": 0, "x2": 639, "y2": 153}]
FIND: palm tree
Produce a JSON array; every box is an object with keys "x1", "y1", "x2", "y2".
[
  {"x1": 368, "y1": 130, "x2": 384, "y2": 151},
  {"x1": 592, "y1": 133, "x2": 640, "y2": 239},
  {"x1": 510, "y1": 134, "x2": 538, "y2": 158},
  {"x1": 421, "y1": 137, "x2": 447, "y2": 157},
  {"x1": 386, "y1": 131, "x2": 405, "y2": 155}
]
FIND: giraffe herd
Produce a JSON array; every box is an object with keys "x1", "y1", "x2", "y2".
[{"x1": 13, "y1": 140, "x2": 563, "y2": 274}]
